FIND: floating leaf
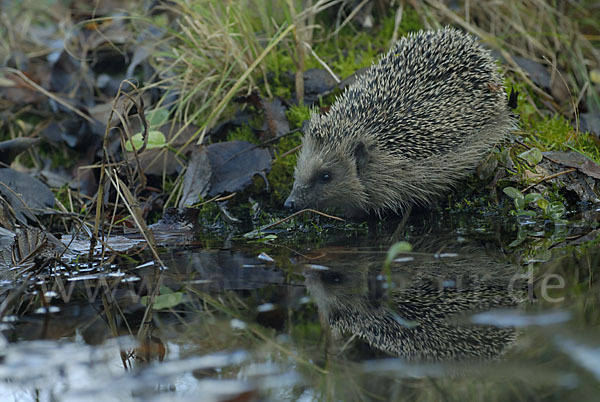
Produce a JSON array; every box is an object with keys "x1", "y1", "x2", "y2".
[
  {"x1": 518, "y1": 148, "x2": 543, "y2": 165},
  {"x1": 124, "y1": 130, "x2": 167, "y2": 152},
  {"x1": 537, "y1": 198, "x2": 549, "y2": 211}
]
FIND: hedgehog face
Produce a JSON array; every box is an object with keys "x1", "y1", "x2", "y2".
[{"x1": 284, "y1": 136, "x2": 367, "y2": 216}]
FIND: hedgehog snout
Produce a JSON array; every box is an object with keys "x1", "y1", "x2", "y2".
[{"x1": 283, "y1": 195, "x2": 298, "y2": 212}]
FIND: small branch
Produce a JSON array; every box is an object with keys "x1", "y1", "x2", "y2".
[
  {"x1": 522, "y1": 168, "x2": 577, "y2": 192},
  {"x1": 259, "y1": 208, "x2": 344, "y2": 232}
]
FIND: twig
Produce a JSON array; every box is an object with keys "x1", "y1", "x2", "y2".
[
  {"x1": 259, "y1": 208, "x2": 344, "y2": 232},
  {"x1": 522, "y1": 168, "x2": 577, "y2": 192}
]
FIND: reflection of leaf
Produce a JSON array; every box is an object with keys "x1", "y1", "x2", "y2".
[
  {"x1": 509, "y1": 226, "x2": 528, "y2": 247},
  {"x1": 124, "y1": 130, "x2": 166, "y2": 152},
  {"x1": 384, "y1": 241, "x2": 413, "y2": 271},
  {"x1": 547, "y1": 202, "x2": 566, "y2": 220},
  {"x1": 518, "y1": 148, "x2": 543, "y2": 165},
  {"x1": 141, "y1": 286, "x2": 185, "y2": 310}
]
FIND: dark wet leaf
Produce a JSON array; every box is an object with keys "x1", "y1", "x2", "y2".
[
  {"x1": 512, "y1": 55, "x2": 551, "y2": 89},
  {"x1": 0, "y1": 196, "x2": 17, "y2": 230},
  {"x1": 0, "y1": 138, "x2": 38, "y2": 165},
  {"x1": 49, "y1": 51, "x2": 94, "y2": 107},
  {"x1": 150, "y1": 207, "x2": 199, "y2": 231},
  {"x1": 0, "y1": 168, "x2": 54, "y2": 222},
  {"x1": 303, "y1": 68, "x2": 338, "y2": 103},
  {"x1": 0, "y1": 227, "x2": 66, "y2": 273},
  {"x1": 179, "y1": 147, "x2": 211, "y2": 207},
  {"x1": 338, "y1": 66, "x2": 369, "y2": 90},
  {"x1": 549, "y1": 75, "x2": 570, "y2": 105},
  {"x1": 580, "y1": 112, "x2": 600, "y2": 138},
  {"x1": 206, "y1": 141, "x2": 271, "y2": 197},
  {"x1": 237, "y1": 92, "x2": 289, "y2": 139},
  {"x1": 544, "y1": 151, "x2": 600, "y2": 179},
  {"x1": 262, "y1": 98, "x2": 289, "y2": 139}
]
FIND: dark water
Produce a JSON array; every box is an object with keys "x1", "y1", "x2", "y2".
[{"x1": 1, "y1": 212, "x2": 599, "y2": 401}]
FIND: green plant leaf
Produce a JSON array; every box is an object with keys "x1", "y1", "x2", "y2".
[
  {"x1": 383, "y1": 241, "x2": 413, "y2": 271},
  {"x1": 524, "y1": 193, "x2": 542, "y2": 204},
  {"x1": 147, "y1": 108, "x2": 169, "y2": 127},
  {"x1": 503, "y1": 187, "x2": 523, "y2": 199},
  {"x1": 509, "y1": 226, "x2": 528, "y2": 247},
  {"x1": 537, "y1": 198, "x2": 550, "y2": 211},
  {"x1": 124, "y1": 130, "x2": 167, "y2": 152},
  {"x1": 514, "y1": 197, "x2": 525, "y2": 210},
  {"x1": 546, "y1": 202, "x2": 565, "y2": 220},
  {"x1": 517, "y1": 147, "x2": 543, "y2": 165},
  {"x1": 141, "y1": 286, "x2": 185, "y2": 310}
]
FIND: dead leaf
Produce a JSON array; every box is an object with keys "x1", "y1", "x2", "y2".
[
  {"x1": 0, "y1": 138, "x2": 39, "y2": 165},
  {"x1": 262, "y1": 98, "x2": 289, "y2": 139},
  {"x1": 544, "y1": 151, "x2": 600, "y2": 179},
  {"x1": 206, "y1": 141, "x2": 271, "y2": 197},
  {"x1": 0, "y1": 168, "x2": 55, "y2": 223},
  {"x1": 179, "y1": 147, "x2": 211, "y2": 207}
]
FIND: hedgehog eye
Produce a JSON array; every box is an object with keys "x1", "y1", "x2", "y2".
[{"x1": 320, "y1": 172, "x2": 331, "y2": 183}]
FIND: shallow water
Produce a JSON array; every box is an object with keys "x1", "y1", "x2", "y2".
[{"x1": 1, "y1": 212, "x2": 599, "y2": 401}]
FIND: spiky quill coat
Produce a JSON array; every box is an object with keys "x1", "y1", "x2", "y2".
[{"x1": 286, "y1": 27, "x2": 515, "y2": 217}]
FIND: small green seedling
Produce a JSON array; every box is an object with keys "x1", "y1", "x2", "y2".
[
  {"x1": 503, "y1": 187, "x2": 567, "y2": 223},
  {"x1": 124, "y1": 108, "x2": 170, "y2": 152}
]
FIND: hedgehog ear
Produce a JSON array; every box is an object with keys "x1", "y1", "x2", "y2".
[{"x1": 353, "y1": 141, "x2": 370, "y2": 174}]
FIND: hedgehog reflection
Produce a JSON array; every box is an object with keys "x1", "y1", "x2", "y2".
[{"x1": 304, "y1": 247, "x2": 527, "y2": 361}]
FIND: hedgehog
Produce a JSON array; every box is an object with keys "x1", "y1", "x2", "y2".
[
  {"x1": 284, "y1": 27, "x2": 515, "y2": 217},
  {"x1": 304, "y1": 240, "x2": 528, "y2": 361}
]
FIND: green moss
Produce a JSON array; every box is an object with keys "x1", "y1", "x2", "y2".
[
  {"x1": 226, "y1": 124, "x2": 259, "y2": 144},
  {"x1": 526, "y1": 116, "x2": 600, "y2": 163},
  {"x1": 307, "y1": 7, "x2": 422, "y2": 79},
  {"x1": 504, "y1": 76, "x2": 600, "y2": 164},
  {"x1": 286, "y1": 104, "x2": 311, "y2": 129},
  {"x1": 379, "y1": 7, "x2": 422, "y2": 39}
]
